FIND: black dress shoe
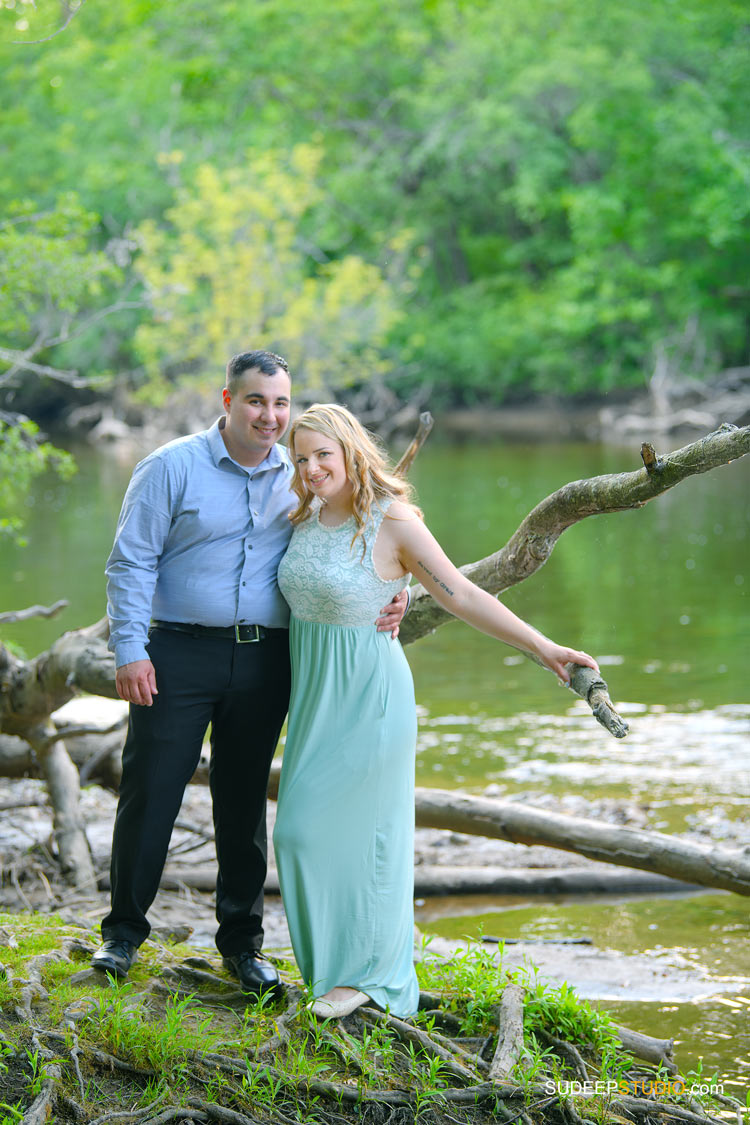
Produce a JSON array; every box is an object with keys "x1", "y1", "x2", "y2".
[
  {"x1": 222, "y1": 951, "x2": 282, "y2": 997},
  {"x1": 91, "y1": 939, "x2": 137, "y2": 978}
]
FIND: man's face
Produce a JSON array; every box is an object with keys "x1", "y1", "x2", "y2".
[{"x1": 222, "y1": 367, "x2": 291, "y2": 465}]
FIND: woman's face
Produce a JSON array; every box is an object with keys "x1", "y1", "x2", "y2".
[{"x1": 293, "y1": 428, "x2": 353, "y2": 506}]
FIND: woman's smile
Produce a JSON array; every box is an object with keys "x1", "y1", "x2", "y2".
[{"x1": 293, "y1": 428, "x2": 354, "y2": 510}]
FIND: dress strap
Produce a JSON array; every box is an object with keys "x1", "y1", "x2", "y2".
[{"x1": 360, "y1": 498, "x2": 394, "y2": 568}]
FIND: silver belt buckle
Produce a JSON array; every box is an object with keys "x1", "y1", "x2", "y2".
[{"x1": 235, "y1": 623, "x2": 261, "y2": 643}]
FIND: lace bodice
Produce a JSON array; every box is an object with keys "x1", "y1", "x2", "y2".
[{"x1": 277, "y1": 499, "x2": 410, "y2": 626}]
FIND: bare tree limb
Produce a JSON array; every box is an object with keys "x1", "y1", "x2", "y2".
[
  {"x1": 26, "y1": 722, "x2": 96, "y2": 888},
  {"x1": 12, "y1": 0, "x2": 88, "y2": 45},
  {"x1": 36, "y1": 717, "x2": 126, "y2": 752},
  {"x1": 0, "y1": 346, "x2": 82, "y2": 386},
  {"x1": 398, "y1": 422, "x2": 750, "y2": 734},
  {"x1": 614, "y1": 1025, "x2": 677, "y2": 1075},
  {"x1": 39, "y1": 298, "x2": 146, "y2": 351},
  {"x1": 394, "y1": 411, "x2": 434, "y2": 476},
  {"x1": 0, "y1": 600, "x2": 69, "y2": 625},
  {"x1": 0, "y1": 617, "x2": 116, "y2": 739}
]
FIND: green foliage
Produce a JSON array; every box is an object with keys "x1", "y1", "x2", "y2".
[
  {"x1": 0, "y1": 418, "x2": 75, "y2": 545},
  {"x1": 0, "y1": 196, "x2": 116, "y2": 345},
  {"x1": 2, "y1": 0, "x2": 750, "y2": 403},
  {"x1": 0, "y1": 1104, "x2": 23, "y2": 1125},
  {"x1": 522, "y1": 972, "x2": 619, "y2": 1053},
  {"x1": 133, "y1": 145, "x2": 409, "y2": 394},
  {"x1": 85, "y1": 981, "x2": 220, "y2": 1074},
  {"x1": 416, "y1": 936, "x2": 510, "y2": 1034}
]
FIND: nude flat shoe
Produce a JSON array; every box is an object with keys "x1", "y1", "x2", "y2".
[{"x1": 308, "y1": 990, "x2": 370, "y2": 1019}]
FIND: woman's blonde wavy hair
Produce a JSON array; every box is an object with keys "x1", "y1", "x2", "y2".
[{"x1": 287, "y1": 403, "x2": 420, "y2": 554}]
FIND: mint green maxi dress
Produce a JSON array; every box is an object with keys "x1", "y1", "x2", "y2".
[{"x1": 274, "y1": 499, "x2": 419, "y2": 1017}]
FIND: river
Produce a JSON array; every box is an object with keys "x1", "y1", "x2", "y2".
[{"x1": 1, "y1": 434, "x2": 749, "y2": 1089}]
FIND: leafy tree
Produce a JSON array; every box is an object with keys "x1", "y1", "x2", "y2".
[
  {"x1": 134, "y1": 145, "x2": 412, "y2": 393},
  {"x1": 1, "y1": 0, "x2": 749, "y2": 405},
  {"x1": 0, "y1": 194, "x2": 122, "y2": 392},
  {"x1": 0, "y1": 416, "x2": 75, "y2": 545},
  {"x1": 0, "y1": 196, "x2": 119, "y2": 542}
]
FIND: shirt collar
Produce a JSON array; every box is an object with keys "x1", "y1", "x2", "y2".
[{"x1": 207, "y1": 417, "x2": 290, "y2": 475}]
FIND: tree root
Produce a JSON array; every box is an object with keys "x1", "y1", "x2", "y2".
[
  {"x1": 0, "y1": 920, "x2": 732, "y2": 1125},
  {"x1": 360, "y1": 1006, "x2": 479, "y2": 1082},
  {"x1": 489, "y1": 981, "x2": 524, "y2": 1080}
]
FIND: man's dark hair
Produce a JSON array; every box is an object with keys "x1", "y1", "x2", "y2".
[{"x1": 226, "y1": 350, "x2": 290, "y2": 393}]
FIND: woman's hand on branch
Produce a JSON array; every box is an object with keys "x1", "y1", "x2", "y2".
[{"x1": 536, "y1": 642, "x2": 599, "y2": 684}]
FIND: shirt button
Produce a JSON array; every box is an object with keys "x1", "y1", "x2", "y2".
[{"x1": 242, "y1": 581, "x2": 246, "y2": 587}]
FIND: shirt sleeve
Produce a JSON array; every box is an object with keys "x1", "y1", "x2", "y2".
[{"x1": 105, "y1": 453, "x2": 175, "y2": 668}]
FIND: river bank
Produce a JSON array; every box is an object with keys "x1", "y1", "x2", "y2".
[
  {"x1": 2, "y1": 760, "x2": 749, "y2": 1001},
  {"x1": 54, "y1": 364, "x2": 750, "y2": 460},
  {"x1": 3, "y1": 767, "x2": 750, "y2": 1087}
]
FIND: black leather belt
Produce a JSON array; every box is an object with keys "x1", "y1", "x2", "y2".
[{"x1": 151, "y1": 620, "x2": 276, "y2": 643}]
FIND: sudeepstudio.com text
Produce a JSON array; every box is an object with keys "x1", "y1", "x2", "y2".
[{"x1": 543, "y1": 1079, "x2": 726, "y2": 1098}]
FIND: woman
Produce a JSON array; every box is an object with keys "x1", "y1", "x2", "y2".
[{"x1": 274, "y1": 404, "x2": 598, "y2": 1020}]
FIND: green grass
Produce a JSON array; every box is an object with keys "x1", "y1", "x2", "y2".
[{"x1": 0, "y1": 911, "x2": 735, "y2": 1125}]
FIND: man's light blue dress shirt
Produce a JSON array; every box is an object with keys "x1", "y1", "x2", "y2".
[{"x1": 106, "y1": 419, "x2": 296, "y2": 669}]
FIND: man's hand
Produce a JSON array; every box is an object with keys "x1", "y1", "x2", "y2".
[
  {"x1": 116, "y1": 660, "x2": 158, "y2": 706},
  {"x1": 375, "y1": 587, "x2": 409, "y2": 640}
]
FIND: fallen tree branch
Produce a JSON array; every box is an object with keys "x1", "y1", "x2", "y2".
[
  {"x1": 0, "y1": 618, "x2": 116, "y2": 738},
  {"x1": 259, "y1": 766, "x2": 750, "y2": 896},
  {"x1": 0, "y1": 601, "x2": 69, "y2": 625},
  {"x1": 25, "y1": 723, "x2": 96, "y2": 888},
  {"x1": 614, "y1": 1025, "x2": 677, "y2": 1075},
  {"x1": 411, "y1": 787, "x2": 750, "y2": 897},
  {"x1": 489, "y1": 981, "x2": 526, "y2": 1081}
]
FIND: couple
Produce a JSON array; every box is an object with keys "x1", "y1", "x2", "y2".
[{"x1": 93, "y1": 349, "x2": 598, "y2": 1020}]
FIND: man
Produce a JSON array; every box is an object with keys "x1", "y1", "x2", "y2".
[{"x1": 93, "y1": 350, "x2": 406, "y2": 994}]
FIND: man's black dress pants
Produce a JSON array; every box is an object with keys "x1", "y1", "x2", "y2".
[{"x1": 102, "y1": 626, "x2": 291, "y2": 956}]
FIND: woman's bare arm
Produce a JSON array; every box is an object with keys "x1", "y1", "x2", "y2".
[{"x1": 389, "y1": 505, "x2": 598, "y2": 683}]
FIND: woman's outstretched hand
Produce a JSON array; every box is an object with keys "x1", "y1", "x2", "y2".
[{"x1": 536, "y1": 642, "x2": 600, "y2": 685}]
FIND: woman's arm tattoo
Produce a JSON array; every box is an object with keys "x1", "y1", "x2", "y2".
[{"x1": 417, "y1": 560, "x2": 455, "y2": 597}]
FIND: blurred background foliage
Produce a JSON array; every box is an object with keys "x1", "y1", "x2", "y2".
[{"x1": 1, "y1": 0, "x2": 749, "y2": 413}]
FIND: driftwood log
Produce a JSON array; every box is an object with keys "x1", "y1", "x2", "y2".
[
  {"x1": 1, "y1": 423, "x2": 749, "y2": 887},
  {"x1": 145, "y1": 766, "x2": 750, "y2": 899},
  {"x1": 489, "y1": 981, "x2": 525, "y2": 1080},
  {"x1": 409, "y1": 787, "x2": 750, "y2": 897},
  {"x1": 0, "y1": 618, "x2": 118, "y2": 886}
]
